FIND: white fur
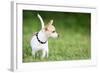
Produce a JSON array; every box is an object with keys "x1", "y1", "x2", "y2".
[{"x1": 30, "y1": 30, "x2": 49, "y2": 58}]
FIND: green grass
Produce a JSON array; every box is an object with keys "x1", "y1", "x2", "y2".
[{"x1": 23, "y1": 10, "x2": 91, "y2": 62}]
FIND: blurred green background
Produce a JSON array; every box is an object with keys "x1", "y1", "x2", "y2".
[{"x1": 23, "y1": 10, "x2": 91, "y2": 62}]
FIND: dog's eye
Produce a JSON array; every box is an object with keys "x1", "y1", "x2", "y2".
[{"x1": 52, "y1": 31, "x2": 55, "y2": 33}]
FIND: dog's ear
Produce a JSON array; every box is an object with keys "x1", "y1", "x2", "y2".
[
  {"x1": 44, "y1": 19, "x2": 53, "y2": 31},
  {"x1": 44, "y1": 24, "x2": 50, "y2": 31},
  {"x1": 48, "y1": 19, "x2": 53, "y2": 25},
  {"x1": 50, "y1": 20, "x2": 53, "y2": 25}
]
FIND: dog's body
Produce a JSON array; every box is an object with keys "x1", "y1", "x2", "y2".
[
  {"x1": 30, "y1": 14, "x2": 58, "y2": 58},
  {"x1": 30, "y1": 30, "x2": 49, "y2": 58}
]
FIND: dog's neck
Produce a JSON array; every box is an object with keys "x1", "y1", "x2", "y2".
[{"x1": 37, "y1": 30, "x2": 48, "y2": 43}]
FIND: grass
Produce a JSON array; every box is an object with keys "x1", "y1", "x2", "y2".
[{"x1": 23, "y1": 10, "x2": 91, "y2": 62}]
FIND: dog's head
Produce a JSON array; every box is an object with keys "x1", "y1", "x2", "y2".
[{"x1": 43, "y1": 20, "x2": 59, "y2": 38}]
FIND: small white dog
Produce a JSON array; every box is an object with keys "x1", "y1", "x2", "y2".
[{"x1": 30, "y1": 14, "x2": 59, "y2": 58}]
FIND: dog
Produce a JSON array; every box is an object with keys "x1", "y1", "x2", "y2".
[{"x1": 30, "y1": 14, "x2": 59, "y2": 59}]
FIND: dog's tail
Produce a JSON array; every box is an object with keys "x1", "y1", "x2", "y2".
[{"x1": 37, "y1": 14, "x2": 44, "y2": 29}]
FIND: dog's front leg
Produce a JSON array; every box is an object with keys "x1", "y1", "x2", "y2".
[{"x1": 41, "y1": 50, "x2": 46, "y2": 59}]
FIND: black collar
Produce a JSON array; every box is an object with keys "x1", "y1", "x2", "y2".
[{"x1": 36, "y1": 32, "x2": 47, "y2": 44}]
